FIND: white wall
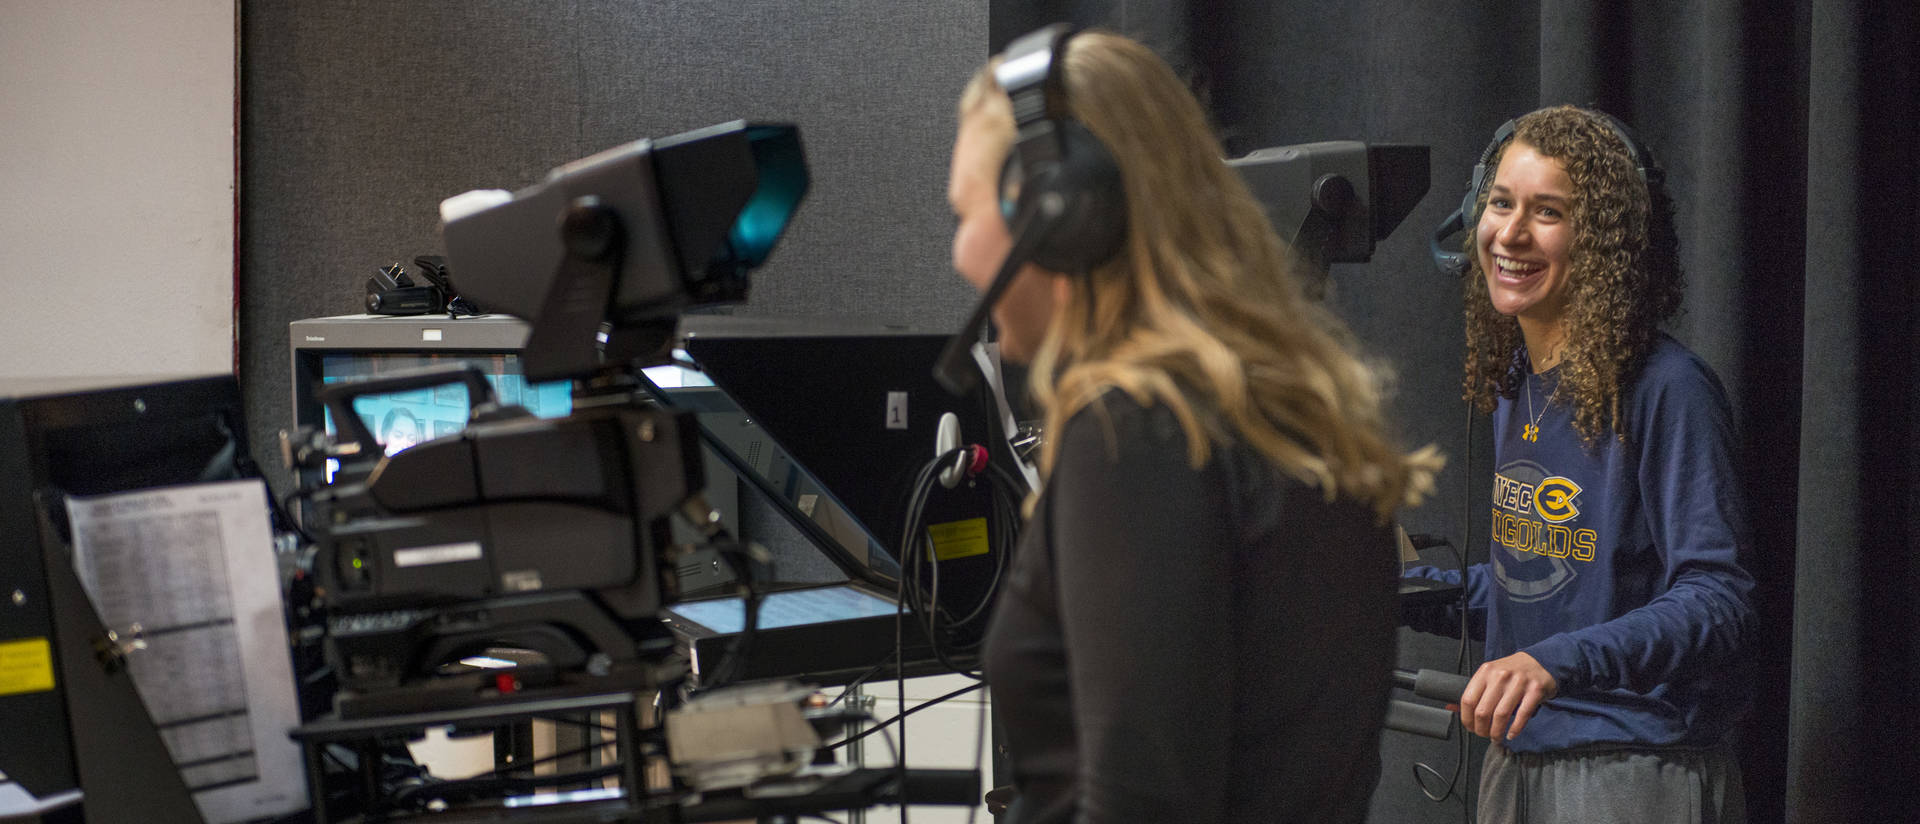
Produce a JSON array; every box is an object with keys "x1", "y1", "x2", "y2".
[
  {"x1": 0, "y1": 0, "x2": 235, "y2": 380},
  {"x1": 859, "y1": 674, "x2": 996, "y2": 824}
]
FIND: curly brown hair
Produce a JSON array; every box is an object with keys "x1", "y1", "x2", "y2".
[{"x1": 1460, "y1": 105, "x2": 1683, "y2": 447}]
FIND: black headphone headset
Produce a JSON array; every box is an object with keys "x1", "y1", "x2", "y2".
[
  {"x1": 933, "y1": 24, "x2": 1131, "y2": 395},
  {"x1": 1430, "y1": 107, "x2": 1660, "y2": 276},
  {"x1": 993, "y1": 23, "x2": 1128, "y2": 274}
]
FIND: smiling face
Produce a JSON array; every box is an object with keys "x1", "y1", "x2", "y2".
[
  {"x1": 948, "y1": 107, "x2": 1065, "y2": 363},
  {"x1": 1478, "y1": 141, "x2": 1576, "y2": 358}
]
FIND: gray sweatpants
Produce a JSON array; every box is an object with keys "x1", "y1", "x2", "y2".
[{"x1": 1478, "y1": 741, "x2": 1746, "y2": 824}]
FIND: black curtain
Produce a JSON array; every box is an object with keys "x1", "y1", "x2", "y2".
[{"x1": 990, "y1": 2, "x2": 1919, "y2": 822}]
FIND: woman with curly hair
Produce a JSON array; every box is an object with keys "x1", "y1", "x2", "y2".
[
  {"x1": 954, "y1": 27, "x2": 1440, "y2": 822},
  {"x1": 1406, "y1": 105, "x2": 1758, "y2": 823}
]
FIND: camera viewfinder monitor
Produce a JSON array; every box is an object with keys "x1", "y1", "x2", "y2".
[{"x1": 287, "y1": 315, "x2": 575, "y2": 483}]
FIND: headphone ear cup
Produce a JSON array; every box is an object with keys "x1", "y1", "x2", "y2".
[
  {"x1": 1436, "y1": 119, "x2": 1517, "y2": 278},
  {"x1": 1008, "y1": 122, "x2": 1128, "y2": 274},
  {"x1": 1461, "y1": 160, "x2": 1491, "y2": 229}
]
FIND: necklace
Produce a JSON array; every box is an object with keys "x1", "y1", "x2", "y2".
[{"x1": 1522, "y1": 377, "x2": 1548, "y2": 443}]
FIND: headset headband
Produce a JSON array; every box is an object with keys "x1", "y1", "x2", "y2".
[{"x1": 995, "y1": 24, "x2": 1074, "y2": 182}]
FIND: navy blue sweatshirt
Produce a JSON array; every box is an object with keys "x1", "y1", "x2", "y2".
[{"x1": 1407, "y1": 334, "x2": 1757, "y2": 752}]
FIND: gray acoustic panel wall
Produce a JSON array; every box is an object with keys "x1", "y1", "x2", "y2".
[{"x1": 240, "y1": 1, "x2": 987, "y2": 481}]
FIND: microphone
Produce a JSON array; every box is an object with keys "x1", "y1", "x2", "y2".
[
  {"x1": 933, "y1": 192, "x2": 1066, "y2": 396},
  {"x1": 1429, "y1": 207, "x2": 1468, "y2": 277}
]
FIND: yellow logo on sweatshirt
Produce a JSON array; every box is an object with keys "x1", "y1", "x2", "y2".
[{"x1": 1534, "y1": 477, "x2": 1583, "y2": 523}]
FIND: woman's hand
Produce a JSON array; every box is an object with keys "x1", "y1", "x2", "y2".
[{"x1": 1457, "y1": 651, "x2": 1557, "y2": 741}]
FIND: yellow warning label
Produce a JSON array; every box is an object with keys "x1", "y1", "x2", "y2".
[
  {"x1": 927, "y1": 517, "x2": 990, "y2": 561},
  {"x1": 0, "y1": 637, "x2": 56, "y2": 697}
]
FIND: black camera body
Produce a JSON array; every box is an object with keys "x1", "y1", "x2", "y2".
[
  {"x1": 319, "y1": 403, "x2": 699, "y2": 610},
  {"x1": 303, "y1": 366, "x2": 706, "y2": 716}
]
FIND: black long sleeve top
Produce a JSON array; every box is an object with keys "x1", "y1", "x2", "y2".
[{"x1": 981, "y1": 393, "x2": 1399, "y2": 823}]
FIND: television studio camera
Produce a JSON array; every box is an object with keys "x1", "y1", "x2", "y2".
[{"x1": 283, "y1": 121, "x2": 976, "y2": 821}]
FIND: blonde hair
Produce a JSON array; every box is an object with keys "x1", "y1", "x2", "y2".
[{"x1": 960, "y1": 30, "x2": 1439, "y2": 519}]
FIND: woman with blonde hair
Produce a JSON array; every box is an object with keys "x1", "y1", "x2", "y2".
[{"x1": 953, "y1": 27, "x2": 1439, "y2": 822}]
